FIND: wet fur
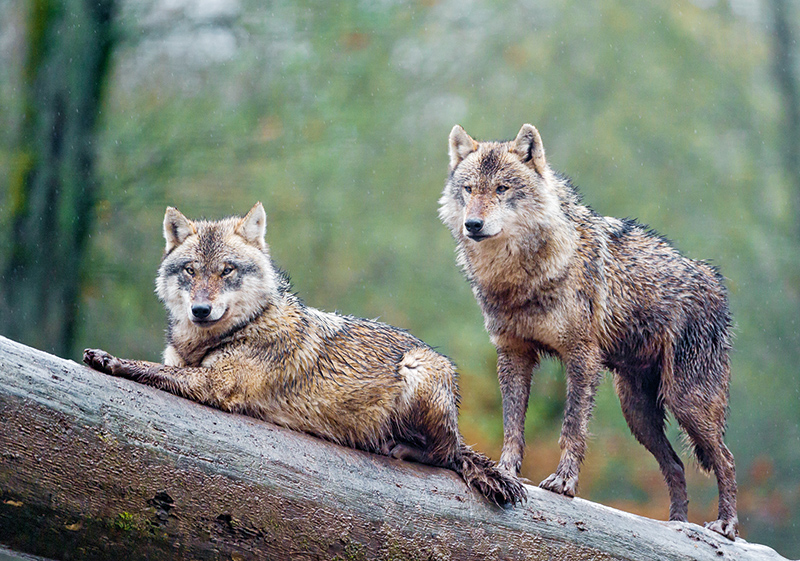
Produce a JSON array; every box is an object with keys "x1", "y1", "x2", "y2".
[
  {"x1": 439, "y1": 124, "x2": 738, "y2": 538},
  {"x1": 84, "y1": 203, "x2": 524, "y2": 506}
]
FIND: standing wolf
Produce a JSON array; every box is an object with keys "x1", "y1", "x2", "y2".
[
  {"x1": 84, "y1": 202, "x2": 524, "y2": 506},
  {"x1": 439, "y1": 123, "x2": 738, "y2": 538}
]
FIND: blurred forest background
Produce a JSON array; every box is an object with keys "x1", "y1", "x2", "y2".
[{"x1": 1, "y1": 0, "x2": 799, "y2": 556}]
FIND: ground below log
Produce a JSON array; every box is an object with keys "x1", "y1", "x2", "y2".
[{"x1": 0, "y1": 336, "x2": 790, "y2": 560}]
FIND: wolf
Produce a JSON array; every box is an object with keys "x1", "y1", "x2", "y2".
[
  {"x1": 83, "y1": 202, "x2": 524, "y2": 506},
  {"x1": 439, "y1": 123, "x2": 738, "y2": 538}
]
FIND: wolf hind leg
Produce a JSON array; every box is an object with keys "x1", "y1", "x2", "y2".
[
  {"x1": 407, "y1": 384, "x2": 526, "y2": 507},
  {"x1": 397, "y1": 347, "x2": 525, "y2": 506},
  {"x1": 666, "y1": 354, "x2": 738, "y2": 540},
  {"x1": 614, "y1": 371, "x2": 688, "y2": 521},
  {"x1": 700, "y1": 444, "x2": 738, "y2": 541},
  {"x1": 396, "y1": 348, "x2": 462, "y2": 465},
  {"x1": 672, "y1": 403, "x2": 737, "y2": 539}
]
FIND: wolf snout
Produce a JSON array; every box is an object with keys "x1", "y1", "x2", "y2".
[
  {"x1": 464, "y1": 218, "x2": 485, "y2": 235},
  {"x1": 191, "y1": 303, "x2": 213, "y2": 320},
  {"x1": 189, "y1": 299, "x2": 226, "y2": 325}
]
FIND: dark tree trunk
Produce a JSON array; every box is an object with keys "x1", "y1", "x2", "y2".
[
  {"x1": 1, "y1": 0, "x2": 115, "y2": 358},
  {"x1": 769, "y1": 0, "x2": 800, "y2": 236},
  {"x1": 0, "y1": 336, "x2": 789, "y2": 561}
]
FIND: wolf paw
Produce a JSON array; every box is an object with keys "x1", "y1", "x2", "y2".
[
  {"x1": 83, "y1": 348, "x2": 121, "y2": 376},
  {"x1": 495, "y1": 474, "x2": 527, "y2": 507},
  {"x1": 539, "y1": 472, "x2": 578, "y2": 497},
  {"x1": 704, "y1": 517, "x2": 738, "y2": 541},
  {"x1": 475, "y1": 468, "x2": 527, "y2": 508}
]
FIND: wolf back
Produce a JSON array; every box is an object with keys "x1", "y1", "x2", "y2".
[
  {"x1": 439, "y1": 123, "x2": 738, "y2": 538},
  {"x1": 84, "y1": 202, "x2": 524, "y2": 506}
]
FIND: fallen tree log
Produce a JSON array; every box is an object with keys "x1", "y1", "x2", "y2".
[{"x1": 0, "y1": 335, "x2": 788, "y2": 560}]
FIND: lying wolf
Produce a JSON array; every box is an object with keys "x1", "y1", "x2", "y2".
[
  {"x1": 84, "y1": 202, "x2": 524, "y2": 506},
  {"x1": 439, "y1": 123, "x2": 738, "y2": 538}
]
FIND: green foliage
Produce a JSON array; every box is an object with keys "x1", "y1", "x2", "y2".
[
  {"x1": 2, "y1": 0, "x2": 799, "y2": 556},
  {"x1": 112, "y1": 512, "x2": 136, "y2": 532}
]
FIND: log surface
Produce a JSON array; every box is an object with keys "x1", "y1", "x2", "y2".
[{"x1": 0, "y1": 335, "x2": 790, "y2": 560}]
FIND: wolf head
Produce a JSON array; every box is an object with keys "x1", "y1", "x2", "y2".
[
  {"x1": 156, "y1": 202, "x2": 280, "y2": 335},
  {"x1": 439, "y1": 123, "x2": 563, "y2": 245}
]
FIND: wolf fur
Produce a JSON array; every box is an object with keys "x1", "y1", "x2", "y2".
[
  {"x1": 439, "y1": 123, "x2": 738, "y2": 538},
  {"x1": 84, "y1": 202, "x2": 524, "y2": 506}
]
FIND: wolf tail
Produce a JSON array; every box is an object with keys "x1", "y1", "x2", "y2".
[{"x1": 457, "y1": 442, "x2": 526, "y2": 506}]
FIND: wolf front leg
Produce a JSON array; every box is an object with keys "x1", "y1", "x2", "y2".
[
  {"x1": 495, "y1": 345, "x2": 539, "y2": 475},
  {"x1": 540, "y1": 346, "x2": 604, "y2": 497},
  {"x1": 83, "y1": 348, "x2": 216, "y2": 404}
]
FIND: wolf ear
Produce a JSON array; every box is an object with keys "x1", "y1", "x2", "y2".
[
  {"x1": 448, "y1": 125, "x2": 478, "y2": 170},
  {"x1": 235, "y1": 202, "x2": 267, "y2": 249},
  {"x1": 512, "y1": 124, "x2": 547, "y2": 175},
  {"x1": 163, "y1": 207, "x2": 197, "y2": 253}
]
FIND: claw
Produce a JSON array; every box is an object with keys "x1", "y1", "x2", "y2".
[
  {"x1": 705, "y1": 517, "x2": 738, "y2": 541},
  {"x1": 83, "y1": 348, "x2": 118, "y2": 375},
  {"x1": 539, "y1": 472, "x2": 578, "y2": 497}
]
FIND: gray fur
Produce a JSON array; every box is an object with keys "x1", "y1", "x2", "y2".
[{"x1": 439, "y1": 124, "x2": 738, "y2": 539}]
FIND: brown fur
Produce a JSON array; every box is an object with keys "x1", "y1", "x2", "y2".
[
  {"x1": 84, "y1": 203, "x2": 524, "y2": 506},
  {"x1": 439, "y1": 124, "x2": 738, "y2": 538}
]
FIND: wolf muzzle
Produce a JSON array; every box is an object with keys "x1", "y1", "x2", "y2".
[
  {"x1": 191, "y1": 303, "x2": 212, "y2": 320},
  {"x1": 465, "y1": 218, "x2": 493, "y2": 241},
  {"x1": 464, "y1": 218, "x2": 484, "y2": 234}
]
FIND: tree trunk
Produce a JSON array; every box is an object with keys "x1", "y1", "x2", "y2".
[
  {"x1": 0, "y1": 336, "x2": 789, "y2": 561},
  {"x1": 0, "y1": 0, "x2": 115, "y2": 358},
  {"x1": 769, "y1": 0, "x2": 800, "y2": 237}
]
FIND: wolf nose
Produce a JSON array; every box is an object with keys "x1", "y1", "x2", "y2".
[
  {"x1": 191, "y1": 303, "x2": 212, "y2": 320},
  {"x1": 464, "y1": 218, "x2": 484, "y2": 234}
]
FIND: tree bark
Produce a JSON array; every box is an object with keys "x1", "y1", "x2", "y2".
[
  {"x1": 0, "y1": 0, "x2": 115, "y2": 358},
  {"x1": 0, "y1": 336, "x2": 788, "y2": 561}
]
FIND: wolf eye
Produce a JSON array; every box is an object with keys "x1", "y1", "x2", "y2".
[
  {"x1": 185, "y1": 265, "x2": 195, "y2": 277},
  {"x1": 221, "y1": 265, "x2": 235, "y2": 277},
  {"x1": 496, "y1": 185, "x2": 509, "y2": 194},
  {"x1": 463, "y1": 185, "x2": 473, "y2": 194}
]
